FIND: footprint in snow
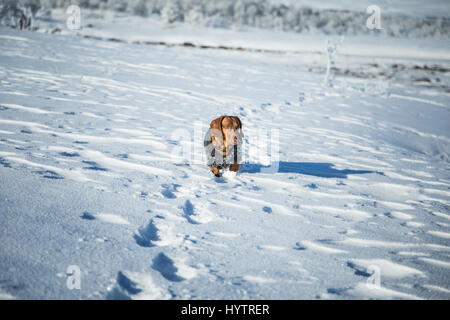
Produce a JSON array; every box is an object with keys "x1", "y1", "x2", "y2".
[
  {"x1": 0, "y1": 157, "x2": 11, "y2": 168},
  {"x1": 181, "y1": 200, "x2": 197, "y2": 224},
  {"x1": 35, "y1": 170, "x2": 64, "y2": 180},
  {"x1": 262, "y1": 206, "x2": 272, "y2": 213},
  {"x1": 82, "y1": 160, "x2": 108, "y2": 171},
  {"x1": 152, "y1": 253, "x2": 185, "y2": 282},
  {"x1": 134, "y1": 216, "x2": 184, "y2": 247},
  {"x1": 134, "y1": 219, "x2": 160, "y2": 247},
  {"x1": 181, "y1": 200, "x2": 213, "y2": 224},
  {"x1": 384, "y1": 211, "x2": 414, "y2": 220},
  {"x1": 106, "y1": 271, "x2": 171, "y2": 300},
  {"x1": 59, "y1": 151, "x2": 80, "y2": 157},
  {"x1": 161, "y1": 183, "x2": 180, "y2": 199},
  {"x1": 81, "y1": 211, "x2": 96, "y2": 220},
  {"x1": 140, "y1": 191, "x2": 148, "y2": 199}
]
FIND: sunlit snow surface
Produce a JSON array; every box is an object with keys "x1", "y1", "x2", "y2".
[{"x1": 0, "y1": 20, "x2": 449, "y2": 299}]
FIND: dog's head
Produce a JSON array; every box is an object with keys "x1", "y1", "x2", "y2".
[{"x1": 210, "y1": 116, "x2": 243, "y2": 156}]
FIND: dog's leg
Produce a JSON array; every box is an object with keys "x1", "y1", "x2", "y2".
[
  {"x1": 211, "y1": 167, "x2": 221, "y2": 177},
  {"x1": 229, "y1": 144, "x2": 240, "y2": 173}
]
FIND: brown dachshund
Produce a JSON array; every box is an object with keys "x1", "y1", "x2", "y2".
[{"x1": 204, "y1": 115, "x2": 244, "y2": 177}]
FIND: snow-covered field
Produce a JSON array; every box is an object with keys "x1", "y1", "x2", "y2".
[{"x1": 0, "y1": 6, "x2": 449, "y2": 300}]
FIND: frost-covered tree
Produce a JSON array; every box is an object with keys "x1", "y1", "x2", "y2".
[
  {"x1": 133, "y1": 0, "x2": 148, "y2": 17},
  {"x1": 184, "y1": 5, "x2": 202, "y2": 28},
  {"x1": 107, "y1": 0, "x2": 128, "y2": 12},
  {"x1": 0, "y1": 0, "x2": 447, "y2": 38},
  {"x1": 22, "y1": 0, "x2": 41, "y2": 17},
  {"x1": 161, "y1": 0, "x2": 181, "y2": 28},
  {"x1": 0, "y1": 0, "x2": 37, "y2": 29}
]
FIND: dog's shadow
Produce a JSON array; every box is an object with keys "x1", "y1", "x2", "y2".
[{"x1": 239, "y1": 161, "x2": 379, "y2": 179}]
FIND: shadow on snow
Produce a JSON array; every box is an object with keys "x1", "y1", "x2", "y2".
[{"x1": 239, "y1": 161, "x2": 379, "y2": 179}]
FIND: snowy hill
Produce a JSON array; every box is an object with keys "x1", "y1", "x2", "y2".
[{"x1": 0, "y1": 4, "x2": 449, "y2": 300}]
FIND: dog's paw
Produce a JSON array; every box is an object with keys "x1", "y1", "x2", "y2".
[{"x1": 211, "y1": 167, "x2": 221, "y2": 177}]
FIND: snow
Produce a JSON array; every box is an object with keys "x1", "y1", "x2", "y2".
[
  {"x1": 0, "y1": 3, "x2": 449, "y2": 300},
  {"x1": 344, "y1": 282, "x2": 423, "y2": 300},
  {"x1": 107, "y1": 271, "x2": 172, "y2": 300},
  {"x1": 427, "y1": 230, "x2": 450, "y2": 240},
  {"x1": 92, "y1": 213, "x2": 131, "y2": 225},
  {"x1": 386, "y1": 211, "x2": 414, "y2": 220},
  {"x1": 418, "y1": 257, "x2": 450, "y2": 270},
  {"x1": 295, "y1": 240, "x2": 348, "y2": 254},
  {"x1": 347, "y1": 259, "x2": 425, "y2": 278}
]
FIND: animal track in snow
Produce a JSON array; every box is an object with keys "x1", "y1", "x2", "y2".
[
  {"x1": 347, "y1": 258, "x2": 425, "y2": 278},
  {"x1": 324, "y1": 283, "x2": 422, "y2": 300},
  {"x1": 160, "y1": 183, "x2": 180, "y2": 199},
  {"x1": 152, "y1": 252, "x2": 197, "y2": 282},
  {"x1": 134, "y1": 217, "x2": 183, "y2": 247},
  {"x1": 107, "y1": 271, "x2": 170, "y2": 300},
  {"x1": 385, "y1": 211, "x2": 414, "y2": 220},
  {"x1": 181, "y1": 200, "x2": 214, "y2": 224}
]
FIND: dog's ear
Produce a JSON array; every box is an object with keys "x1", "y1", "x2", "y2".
[
  {"x1": 210, "y1": 116, "x2": 225, "y2": 131},
  {"x1": 210, "y1": 116, "x2": 225, "y2": 148},
  {"x1": 233, "y1": 116, "x2": 244, "y2": 139},
  {"x1": 234, "y1": 116, "x2": 242, "y2": 129}
]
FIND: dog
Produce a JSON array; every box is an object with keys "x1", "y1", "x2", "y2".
[{"x1": 204, "y1": 115, "x2": 244, "y2": 177}]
